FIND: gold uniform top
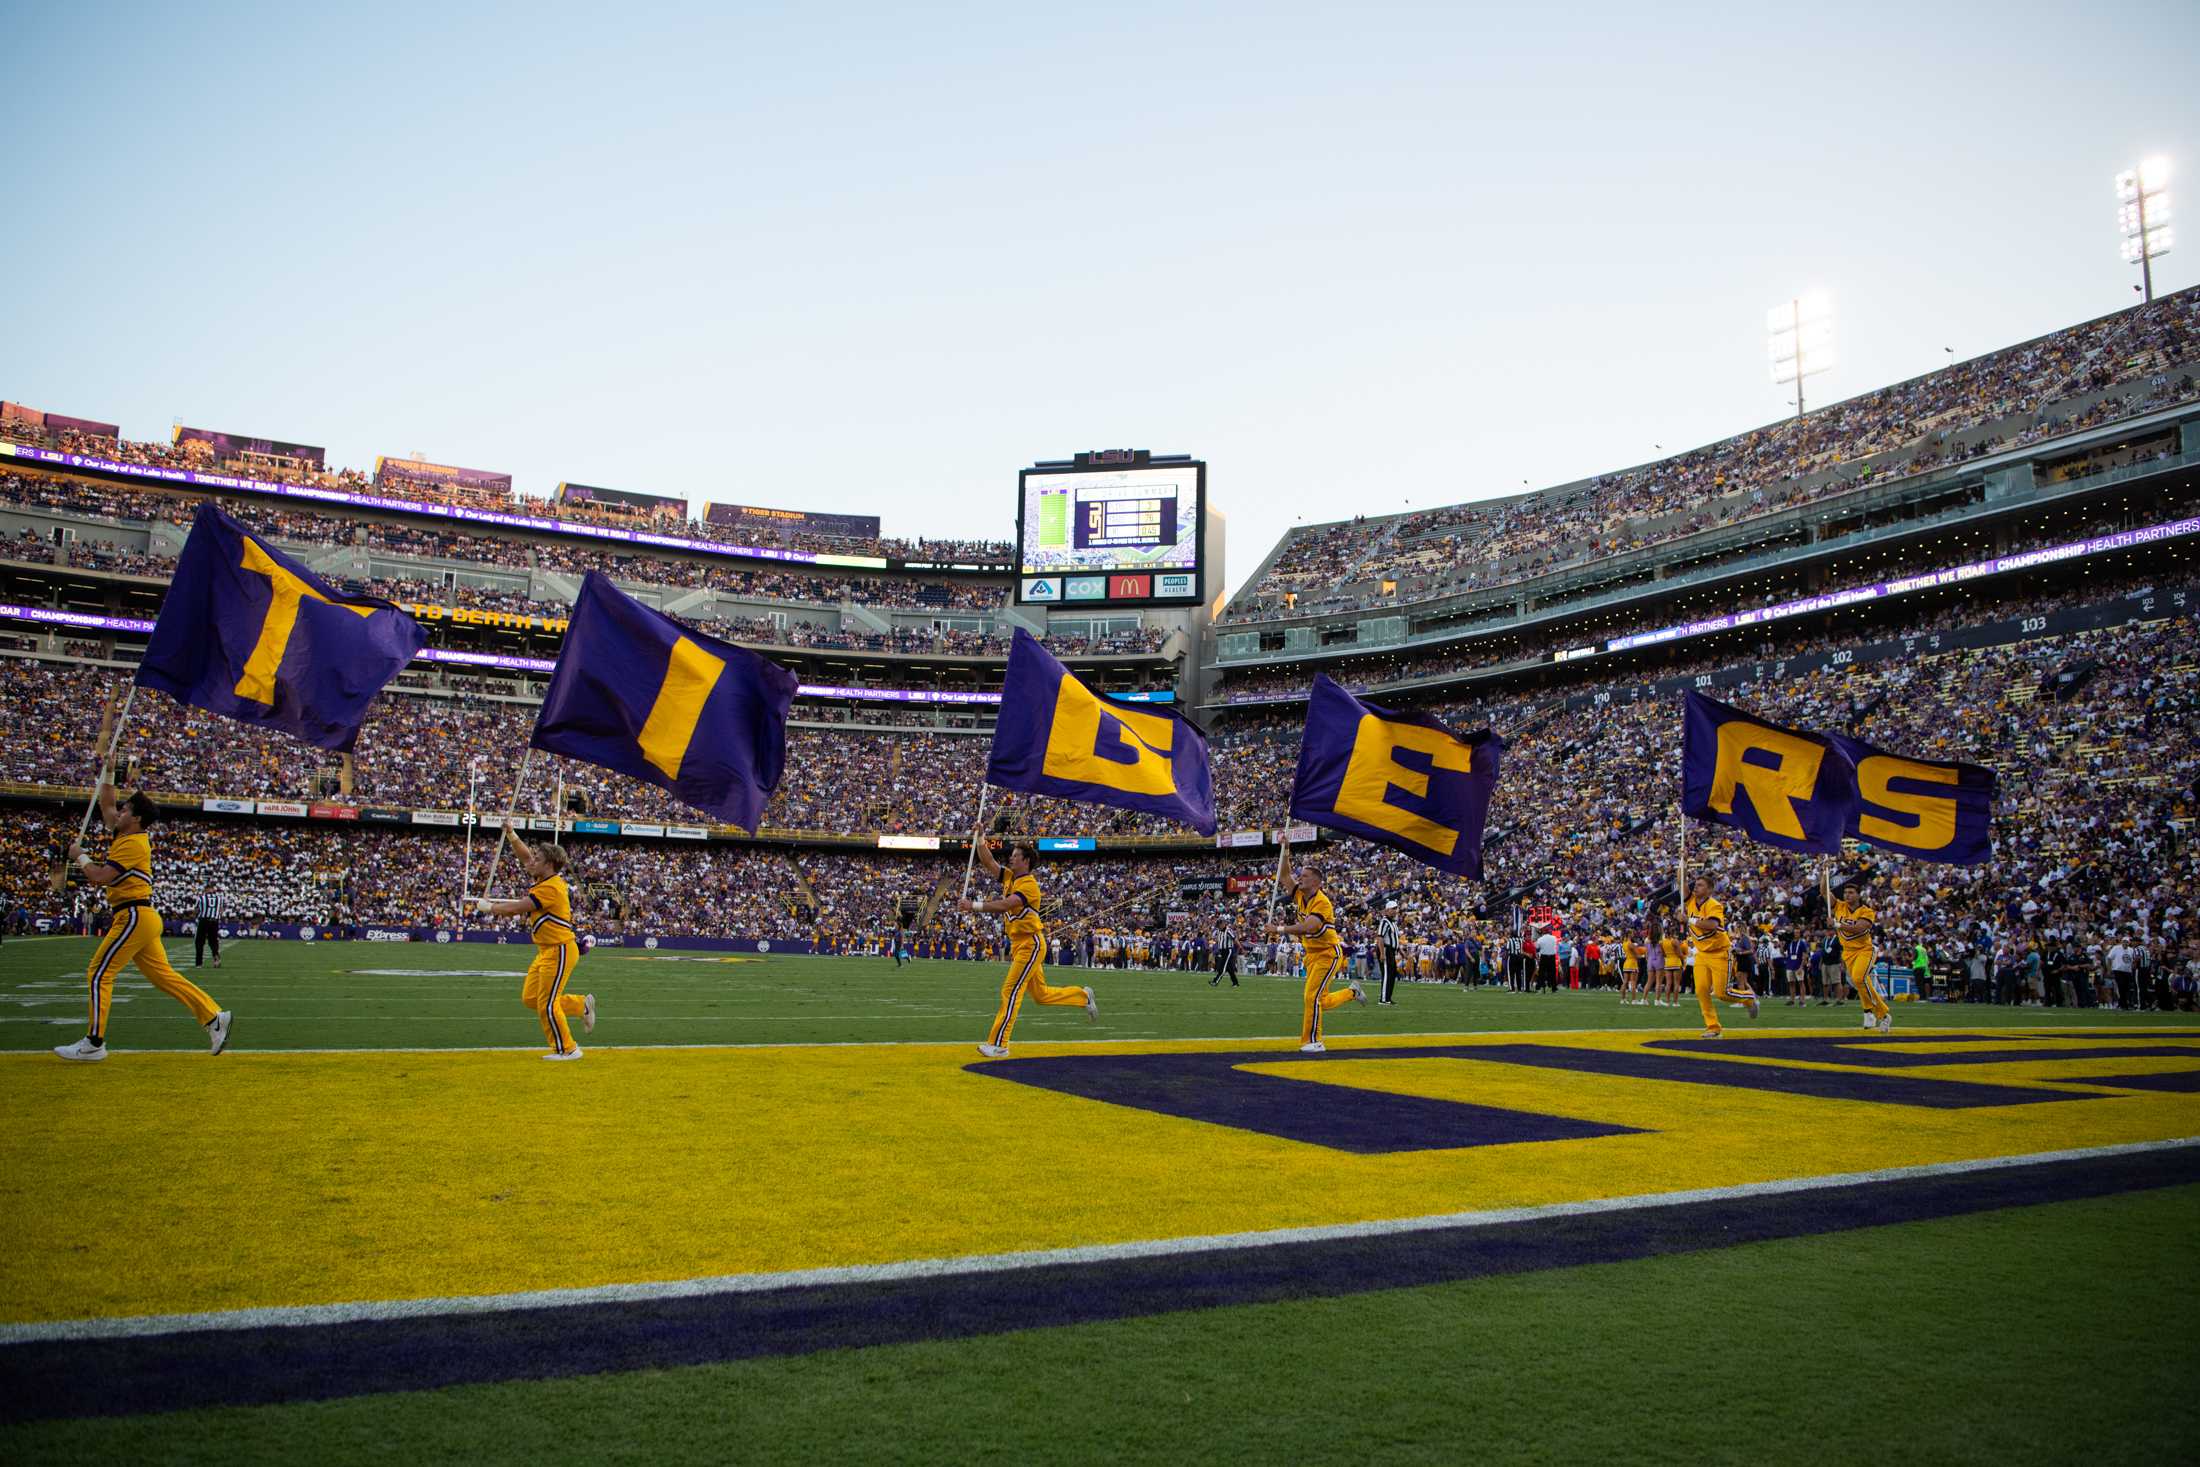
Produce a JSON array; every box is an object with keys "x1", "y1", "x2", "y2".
[
  {"x1": 1295, "y1": 888, "x2": 1340, "y2": 956},
  {"x1": 1686, "y1": 897, "x2": 1730, "y2": 955},
  {"x1": 1624, "y1": 940, "x2": 1646, "y2": 968},
  {"x1": 528, "y1": 874, "x2": 578, "y2": 947},
  {"x1": 1659, "y1": 936, "x2": 1685, "y2": 967},
  {"x1": 102, "y1": 831, "x2": 153, "y2": 906},
  {"x1": 1002, "y1": 872, "x2": 1043, "y2": 950},
  {"x1": 1834, "y1": 899, "x2": 1876, "y2": 957}
]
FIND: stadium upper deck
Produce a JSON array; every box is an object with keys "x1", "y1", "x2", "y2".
[{"x1": 1220, "y1": 287, "x2": 2199, "y2": 628}]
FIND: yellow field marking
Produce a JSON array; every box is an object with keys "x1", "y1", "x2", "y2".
[{"x1": 1, "y1": 1030, "x2": 2193, "y2": 1327}]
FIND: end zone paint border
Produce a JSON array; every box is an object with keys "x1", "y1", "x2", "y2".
[{"x1": 4, "y1": 1139, "x2": 2194, "y2": 1424}]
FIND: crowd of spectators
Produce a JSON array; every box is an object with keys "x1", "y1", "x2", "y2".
[
  {"x1": 1227, "y1": 288, "x2": 2199, "y2": 622},
  {"x1": 6, "y1": 564, "x2": 2194, "y2": 1008}
]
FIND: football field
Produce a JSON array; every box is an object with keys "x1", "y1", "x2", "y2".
[{"x1": 3, "y1": 937, "x2": 2197, "y2": 1464}]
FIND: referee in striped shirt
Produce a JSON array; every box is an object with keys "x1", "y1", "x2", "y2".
[
  {"x1": 194, "y1": 888, "x2": 223, "y2": 969},
  {"x1": 1376, "y1": 906, "x2": 1402, "y2": 1005}
]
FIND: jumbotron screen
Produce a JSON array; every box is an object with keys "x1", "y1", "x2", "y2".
[{"x1": 1016, "y1": 457, "x2": 1204, "y2": 607}]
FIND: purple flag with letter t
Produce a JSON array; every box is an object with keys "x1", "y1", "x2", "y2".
[{"x1": 135, "y1": 502, "x2": 425, "y2": 751}]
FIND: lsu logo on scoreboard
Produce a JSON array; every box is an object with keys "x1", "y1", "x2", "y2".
[{"x1": 1683, "y1": 689, "x2": 1996, "y2": 863}]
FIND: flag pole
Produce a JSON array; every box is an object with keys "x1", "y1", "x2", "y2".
[
  {"x1": 476, "y1": 745, "x2": 538, "y2": 905},
  {"x1": 55, "y1": 685, "x2": 134, "y2": 895},
  {"x1": 1675, "y1": 799, "x2": 1687, "y2": 907},
  {"x1": 77, "y1": 682, "x2": 138, "y2": 842},
  {"x1": 459, "y1": 758, "x2": 482, "y2": 931},
  {"x1": 960, "y1": 782, "x2": 993, "y2": 903},
  {"x1": 1265, "y1": 831, "x2": 1291, "y2": 925}
]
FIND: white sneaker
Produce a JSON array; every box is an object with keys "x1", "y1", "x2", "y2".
[
  {"x1": 583, "y1": 994, "x2": 597, "y2": 1034},
  {"x1": 206, "y1": 1010, "x2": 232, "y2": 1056},
  {"x1": 1862, "y1": 1013, "x2": 1877, "y2": 1031},
  {"x1": 1876, "y1": 1012, "x2": 1893, "y2": 1035},
  {"x1": 54, "y1": 1037, "x2": 107, "y2": 1062},
  {"x1": 1299, "y1": 1041, "x2": 1327, "y2": 1054},
  {"x1": 976, "y1": 1043, "x2": 1009, "y2": 1058},
  {"x1": 543, "y1": 1047, "x2": 584, "y2": 1061},
  {"x1": 1350, "y1": 984, "x2": 1367, "y2": 1005},
  {"x1": 1745, "y1": 997, "x2": 1760, "y2": 1019},
  {"x1": 1700, "y1": 1028, "x2": 1722, "y2": 1039},
  {"x1": 1083, "y1": 987, "x2": 1098, "y2": 1022}
]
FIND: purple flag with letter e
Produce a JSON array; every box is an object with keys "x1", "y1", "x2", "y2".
[{"x1": 1287, "y1": 675, "x2": 1502, "y2": 878}]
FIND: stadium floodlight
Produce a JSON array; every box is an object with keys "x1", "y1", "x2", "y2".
[
  {"x1": 1767, "y1": 291, "x2": 1835, "y2": 420},
  {"x1": 2115, "y1": 156, "x2": 2173, "y2": 302}
]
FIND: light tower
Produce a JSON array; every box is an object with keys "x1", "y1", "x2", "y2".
[
  {"x1": 2116, "y1": 157, "x2": 2173, "y2": 303},
  {"x1": 1767, "y1": 291, "x2": 1835, "y2": 420}
]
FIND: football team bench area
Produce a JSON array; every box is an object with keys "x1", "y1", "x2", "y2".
[{"x1": 3, "y1": 942, "x2": 2196, "y2": 1466}]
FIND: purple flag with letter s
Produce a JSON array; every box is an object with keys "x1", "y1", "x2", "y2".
[
  {"x1": 1825, "y1": 731, "x2": 1996, "y2": 865},
  {"x1": 135, "y1": 502, "x2": 425, "y2": 751},
  {"x1": 1287, "y1": 675, "x2": 1502, "y2": 877}
]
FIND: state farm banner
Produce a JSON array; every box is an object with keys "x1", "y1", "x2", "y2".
[
  {"x1": 174, "y1": 426, "x2": 326, "y2": 469},
  {"x1": 373, "y1": 455, "x2": 514, "y2": 496}
]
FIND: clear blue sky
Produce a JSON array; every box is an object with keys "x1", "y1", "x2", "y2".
[{"x1": 6, "y1": 2, "x2": 2195, "y2": 596}]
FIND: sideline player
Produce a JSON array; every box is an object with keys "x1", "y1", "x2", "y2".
[
  {"x1": 474, "y1": 824, "x2": 594, "y2": 1060},
  {"x1": 1270, "y1": 855, "x2": 1364, "y2": 1053},
  {"x1": 1686, "y1": 875, "x2": 1759, "y2": 1038},
  {"x1": 1831, "y1": 876, "x2": 1893, "y2": 1034},
  {"x1": 55, "y1": 777, "x2": 232, "y2": 1061},
  {"x1": 962, "y1": 838, "x2": 1095, "y2": 1057}
]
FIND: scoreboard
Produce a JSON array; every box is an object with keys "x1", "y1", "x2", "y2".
[{"x1": 1017, "y1": 451, "x2": 1204, "y2": 609}]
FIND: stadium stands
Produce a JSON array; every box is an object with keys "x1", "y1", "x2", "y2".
[{"x1": 1225, "y1": 288, "x2": 2198, "y2": 623}]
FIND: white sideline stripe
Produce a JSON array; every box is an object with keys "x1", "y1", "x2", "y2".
[
  {"x1": 2, "y1": 1026, "x2": 2195, "y2": 1058},
  {"x1": 5, "y1": 1136, "x2": 2194, "y2": 1347}
]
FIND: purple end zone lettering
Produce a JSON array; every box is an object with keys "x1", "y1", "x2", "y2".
[
  {"x1": 971, "y1": 1041, "x2": 2103, "y2": 1151},
  {"x1": 1644, "y1": 1034, "x2": 2200, "y2": 1070},
  {"x1": 969, "y1": 1050, "x2": 1647, "y2": 1154}
]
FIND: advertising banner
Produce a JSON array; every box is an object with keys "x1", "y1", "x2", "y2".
[
  {"x1": 704, "y1": 502, "x2": 881, "y2": 540},
  {"x1": 557, "y1": 482, "x2": 687, "y2": 515},
  {"x1": 308, "y1": 803, "x2": 360, "y2": 821},
  {"x1": 877, "y1": 834, "x2": 942, "y2": 850},
  {"x1": 200, "y1": 797, "x2": 253, "y2": 813},
  {"x1": 373, "y1": 455, "x2": 514, "y2": 496},
  {"x1": 359, "y1": 807, "x2": 408, "y2": 823},
  {"x1": 410, "y1": 810, "x2": 462, "y2": 827},
  {"x1": 2, "y1": 401, "x2": 120, "y2": 440},
  {"x1": 174, "y1": 427, "x2": 326, "y2": 469},
  {"x1": 1215, "y1": 829, "x2": 1264, "y2": 849},
  {"x1": 573, "y1": 819, "x2": 621, "y2": 834},
  {"x1": 666, "y1": 825, "x2": 707, "y2": 840},
  {"x1": 256, "y1": 800, "x2": 308, "y2": 817}
]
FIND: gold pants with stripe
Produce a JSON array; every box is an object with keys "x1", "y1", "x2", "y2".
[
  {"x1": 1844, "y1": 947, "x2": 1890, "y2": 1019},
  {"x1": 522, "y1": 942, "x2": 587, "y2": 1054},
  {"x1": 986, "y1": 943, "x2": 1084, "y2": 1048},
  {"x1": 1691, "y1": 950, "x2": 1755, "y2": 1032},
  {"x1": 1301, "y1": 947, "x2": 1355, "y2": 1044},
  {"x1": 87, "y1": 906, "x2": 219, "y2": 1040}
]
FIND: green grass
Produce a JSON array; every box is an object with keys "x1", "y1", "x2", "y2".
[
  {"x1": 6, "y1": 1183, "x2": 2194, "y2": 1466},
  {"x1": 5, "y1": 936, "x2": 2188, "y2": 1052}
]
